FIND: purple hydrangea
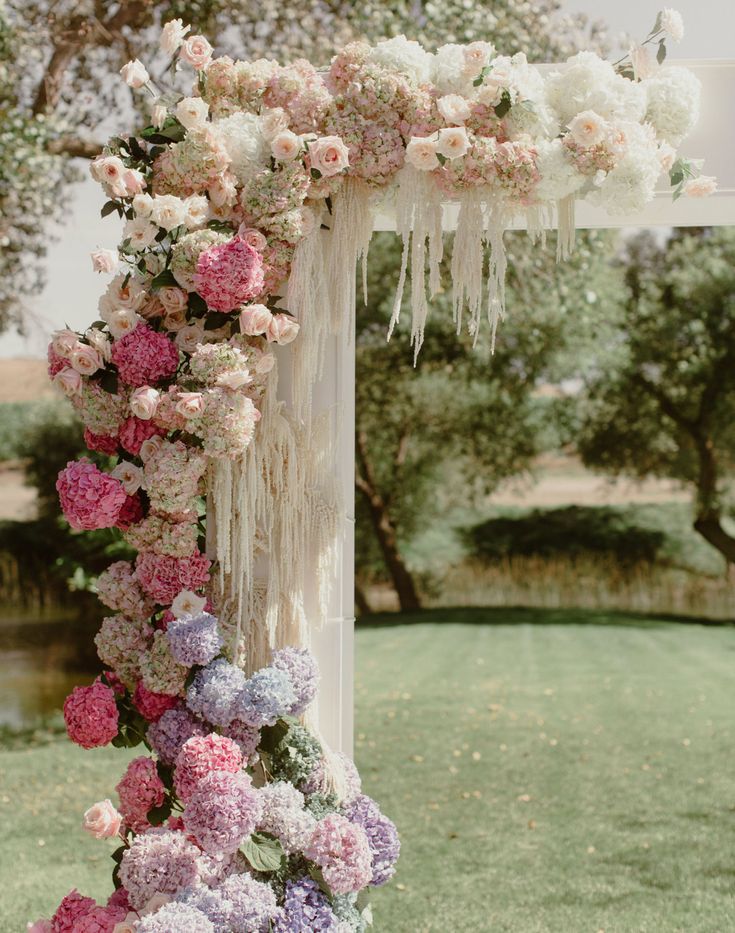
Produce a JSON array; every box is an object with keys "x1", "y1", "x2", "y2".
[
  {"x1": 218, "y1": 872, "x2": 282, "y2": 933},
  {"x1": 167, "y1": 612, "x2": 223, "y2": 667},
  {"x1": 147, "y1": 707, "x2": 208, "y2": 765},
  {"x1": 343, "y1": 794, "x2": 400, "y2": 886},
  {"x1": 221, "y1": 718, "x2": 261, "y2": 761},
  {"x1": 272, "y1": 646, "x2": 319, "y2": 716},
  {"x1": 273, "y1": 877, "x2": 342, "y2": 932},
  {"x1": 177, "y1": 885, "x2": 232, "y2": 928},
  {"x1": 236, "y1": 666, "x2": 296, "y2": 728},
  {"x1": 184, "y1": 770, "x2": 263, "y2": 855},
  {"x1": 186, "y1": 658, "x2": 247, "y2": 727},
  {"x1": 119, "y1": 828, "x2": 201, "y2": 910},
  {"x1": 136, "y1": 902, "x2": 214, "y2": 932}
]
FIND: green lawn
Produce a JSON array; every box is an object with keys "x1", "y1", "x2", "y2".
[{"x1": 2, "y1": 608, "x2": 734, "y2": 931}]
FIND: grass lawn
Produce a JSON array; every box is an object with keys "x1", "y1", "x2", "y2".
[{"x1": 1, "y1": 608, "x2": 734, "y2": 932}]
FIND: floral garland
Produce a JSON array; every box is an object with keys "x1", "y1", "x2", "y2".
[{"x1": 34, "y1": 10, "x2": 710, "y2": 932}]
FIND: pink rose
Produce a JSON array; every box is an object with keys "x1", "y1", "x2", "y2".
[
  {"x1": 216, "y1": 370, "x2": 252, "y2": 389},
  {"x1": 684, "y1": 175, "x2": 717, "y2": 197},
  {"x1": 236, "y1": 226, "x2": 267, "y2": 251},
  {"x1": 69, "y1": 344, "x2": 103, "y2": 376},
  {"x1": 254, "y1": 351, "x2": 275, "y2": 375},
  {"x1": 176, "y1": 97, "x2": 209, "y2": 130},
  {"x1": 139, "y1": 434, "x2": 165, "y2": 463},
  {"x1": 111, "y1": 461, "x2": 144, "y2": 494},
  {"x1": 51, "y1": 328, "x2": 79, "y2": 358},
  {"x1": 163, "y1": 308, "x2": 188, "y2": 333},
  {"x1": 436, "y1": 127, "x2": 470, "y2": 160},
  {"x1": 437, "y1": 94, "x2": 472, "y2": 125},
  {"x1": 568, "y1": 110, "x2": 608, "y2": 148},
  {"x1": 308, "y1": 135, "x2": 350, "y2": 177},
  {"x1": 175, "y1": 392, "x2": 206, "y2": 418},
  {"x1": 175, "y1": 323, "x2": 205, "y2": 354},
  {"x1": 90, "y1": 155, "x2": 126, "y2": 190},
  {"x1": 158, "y1": 287, "x2": 188, "y2": 315},
  {"x1": 130, "y1": 386, "x2": 160, "y2": 420},
  {"x1": 122, "y1": 169, "x2": 146, "y2": 196},
  {"x1": 91, "y1": 249, "x2": 119, "y2": 274},
  {"x1": 405, "y1": 137, "x2": 439, "y2": 171},
  {"x1": 83, "y1": 799, "x2": 123, "y2": 839},
  {"x1": 209, "y1": 173, "x2": 238, "y2": 209},
  {"x1": 266, "y1": 313, "x2": 300, "y2": 345},
  {"x1": 160, "y1": 19, "x2": 190, "y2": 57},
  {"x1": 54, "y1": 368, "x2": 82, "y2": 397},
  {"x1": 120, "y1": 59, "x2": 150, "y2": 89},
  {"x1": 239, "y1": 304, "x2": 272, "y2": 336},
  {"x1": 271, "y1": 130, "x2": 302, "y2": 162},
  {"x1": 180, "y1": 35, "x2": 213, "y2": 70}
]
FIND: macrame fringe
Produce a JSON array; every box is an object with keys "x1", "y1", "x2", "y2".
[{"x1": 556, "y1": 195, "x2": 576, "y2": 261}]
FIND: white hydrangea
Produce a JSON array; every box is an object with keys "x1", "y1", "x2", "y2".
[
  {"x1": 545, "y1": 51, "x2": 646, "y2": 127},
  {"x1": 534, "y1": 139, "x2": 586, "y2": 202},
  {"x1": 586, "y1": 126, "x2": 662, "y2": 215},
  {"x1": 257, "y1": 781, "x2": 316, "y2": 855},
  {"x1": 432, "y1": 44, "x2": 473, "y2": 95},
  {"x1": 368, "y1": 35, "x2": 433, "y2": 85},
  {"x1": 644, "y1": 66, "x2": 701, "y2": 146},
  {"x1": 211, "y1": 113, "x2": 269, "y2": 184},
  {"x1": 503, "y1": 55, "x2": 558, "y2": 139}
]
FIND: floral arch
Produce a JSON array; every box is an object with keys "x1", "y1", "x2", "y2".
[{"x1": 35, "y1": 11, "x2": 723, "y2": 932}]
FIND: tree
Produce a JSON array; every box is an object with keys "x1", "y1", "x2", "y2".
[
  {"x1": 356, "y1": 227, "x2": 620, "y2": 609},
  {"x1": 577, "y1": 228, "x2": 735, "y2": 568},
  {"x1": 1, "y1": 0, "x2": 603, "y2": 333}
]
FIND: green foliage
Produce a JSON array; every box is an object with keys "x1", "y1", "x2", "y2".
[
  {"x1": 463, "y1": 505, "x2": 666, "y2": 565},
  {"x1": 0, "y1": 402, "x2": 43, "y2": 459}
]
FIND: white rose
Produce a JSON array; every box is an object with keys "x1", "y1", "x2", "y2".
[
  {"x1": 91, "y1": 249, "x2": 119, "y2": 274},
  {"x1": 629, "y1": 45, "x2": 657, "y2": 81},
  {"x1": 658, "y1": 142, "x2": 677, "y2": 172},
  {"x1": 123, "y1": 216, "x2": 158, "y2": 252},
  {"x1": 463, "y1": 41, "x2": 494, "y2": 78},
  {"x1": 180, "y1": 35, "x2": 213, "y2": 70},
  {"x1": 184, "y1": 195, "x2": 210, "y2": 229},
  {"x1": 139, "y1": 435, "x2": 164, "y2": 463},
  {"x1": 405, "y1": 137, "x2": 439, "y2": 171},
  {"x1": 266, "y1": 313, "x2": 300, "y2": 345},
  {"x1": 85, "y1": 329, "x2": 112, "y2": 362},
  {"x1": 90, "y1": 155, "x2": 126, "y2": 192},
  {"x1": 216, "y1": 369, "x2": 252, "y2": 389},
  {"x1": 132, "y1": 193, "x2": 154, "y2": 217},
  {"x1": 172, "y1": 590, "x2": 207, "y2": 619},
  {"x1": 175, "y1": 391, "x2": 206, "y2": 418},
  {"x1": 149, "y1": 194, "x2": 188, "y2": 231},
  {"x1": 51, "y1": 329, "x2": 79, "y2": 359},
  {"x1": 130, "y1": 386, "x2": 160, "y2": 420},
  {"x1": 112, "y1": 461, "x2": 144, "y2": 494},
  {"x1": 437, "y1": 94, "x2": 472, "y2": 125},
  {"x1": 54, "y1": 368, "x2": 82, "y2": 397},
  {"x1": 208, "y1": 173, "x2": 238, "y2": 209},
  {"x1": 683, "y1": 175, "x2": 717, "y2": 197},
  {"x1": 271, "y1": 130, "x2": 302, "y2": 162},
  {"x1": 260, "y1": 107, "x2": 290, "y2": 141},
  {"x1": 254, "y1": 351, "x2": 275, "y2": 375},
  {"x1": 69, "y1": 344, "x2": 103, "y2": 376},
  {"x1": 151, "y1": 102, "x2": 168, "y2": 129},
  {"x1": 239, "y1": 304, "x2": 272, "y2": 336},
  {"x1": 160, "y1": 19, "x2": 190, "y2": 57},
  {"x1": 107, "y1": 308, "x2": 140, "y2": 339},
  {"x1": 436, "y1": 127, "x2": 470, "y2": 160},
  {"x1": 176, "y1": 97, "x2": 209, "y2": 130},
  {"x1": 567, "y1": 110, "x2": 608, "y2": 148},
  {"x1": 120, "y1": 60, "x2": 149, "y2": 89},
  {"x1": 307, "y1": 136, "x2": 350, "y2": 177},
  {"x1": 175, "y1": 323, "x2": 205, "y2": 353}
]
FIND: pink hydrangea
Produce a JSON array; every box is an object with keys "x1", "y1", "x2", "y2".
[
  {"x1": 119, "y1": 416, "x2": 165, "y2": 455},
  {"x1": 56, "y1": 459, "x2": 127, "y2": 531},
  {"x1": 304, "y1": 813, "x2": 373, "y2": 894},
  {"x1": 119, "y1": 828, "x2": 201, "y2": 910},
  {"x1": 143, "y1": 440, "x2": 207, "y2": 516},
  {"x1": 63, "y1": 681, "x2": 119, "y2": 749},
  {"x1": 116, "y1": 756, "x2": 166, "y2": 833},
  {"x1": 50, "y1": 890, "x2": 96, "y2": 932},
  {"x1": 174, "y1": 733, "x2": 243, "y2": 801},
  {"x1": 95, "y1": 615, "x2": 152, "y2": 688},
  {"x1": 83, "y1": 428, "x2": 119, "y2": 455},
  {"x1": 134, "y1": 682, "x2": 179, "y2": 722},
  {"x1": 47, "y1": 344, "x2": 67, "y2": 379},
  {"x1": 135, "y1": 550, "x2": 211, "y2": 605},
  {"x1": 106, "y1": 887, "x2": 130, "y2": 912},
  {"x1": 111, "y1": 323, "x2": 180, "y2": 387},
  {"x1": 183, "y1": 770, "x2": 262, "y2": 854},
  {"x1": 96, "y1": 560, "x2": 154, "y2": 620},
  {"x1": 193, "y1": 237, "x2": 265, "y2": 312},
  {"x1": 116, "y1": 493, "x2": 144, "y2": 529},
  {"x1": 73, "y1": 906, "x2": 127, "y2": 933}
]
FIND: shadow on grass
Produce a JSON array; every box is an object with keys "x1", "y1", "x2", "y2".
[{"x1": 357, "y1": 605, "x2": 735, "y2": 630}]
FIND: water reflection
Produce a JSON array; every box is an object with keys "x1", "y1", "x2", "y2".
[{"x1": 0, "y1": 613, "x2": 99, "y2": 729}]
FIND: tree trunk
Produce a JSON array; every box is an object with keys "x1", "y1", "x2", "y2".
[
  {"x1": 354, "y1": 583, "x2": 372, "y2": 617},
  {"x1": 355, "y1": 430, "x2": 422, "y2": 612},
  {"x1": 692, "y1": 432, "x2": 735, "y2": 564},
  {"x1": 693, "y1": 513, "x2": 735, "y2": 564}
]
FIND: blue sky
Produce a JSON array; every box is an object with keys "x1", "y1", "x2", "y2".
[{"x1": 2, "y1": 0, "x2": 732, "y2": 358}]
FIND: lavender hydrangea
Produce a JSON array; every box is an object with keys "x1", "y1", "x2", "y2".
[
  {"x1": 167, "y1": 612, "x2": 223, "y2": 667},
  {"x1": 236, "y1": 666, "x2": 296, "y2": 728},
  {"x1": 136, "y1": 902, "x2": 215, "y2": 933},
  {"x1": 218, "y1": 872, "x2": 282, "y2": 933},
  {"x1": 221, "y1": 718, "x2": 260, "y2": 761},
  {"x1": 258, "y1": 781, "x2": 316, "y2": 854},
  {"x1": 147, "y1": 707, "x2": 208, "y2": 765},
  {"x1": 186, "y1": 658, "x2": 246, "y2": 727},
  {"x1": 342, "y1": 794, "x2": 400, "y2": 886},
  {"x1": 272, "y1": 646, "x2": 319, "y2": 716},
  {"x1": 119, "y1": 828, "x2": 201, "y2": 910},
  {"x1": 273, "y1": 878, "x2": 342, "y2": 933},
  {"x1": 184, "y1": 770, "x2": 263, "y2": 854},
  {"x1": 177, "y1": 885, "x2": 232, "y2": 929}
]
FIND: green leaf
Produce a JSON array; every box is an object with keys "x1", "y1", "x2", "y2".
[
  {"x1": 656, "y1": 40, "x2": 667, "y2": 65},
  {"x1": 141, "y1": 118, "x2": 187, "y2": 144},
  {"x1": 101, "y1": 200, "x2": 120, "y2": 219},
  {"x1": 240, "y1": 833, "x2": 286, "y2": 873},
  {"x1": 188, "y1": 292, "x2": 208, "y2": 316},
  {"x1": 259, "y1": 719, "x2": 290, "y2": 754},
  {"x1": 307, "y1": 862, "x2": 332, "y2": 896},
  {"x1": 111, "y1": 845, "x2": 127, "y2": 865},
  {"x1": 207, "y1": 220, "x2": 236, "y2": 234},
  {"x1": 147, "y1": 801, "x2": 173, "y2": 826},
  {"x1": 494, "y1": 90, "x2": 512, "y2": 119},
  {"x1": 151, "y1": 269, "x2": 179, "y2": 289},
  {"x1": 98, "y1": 369, "x2": 119, "y2": 396},
  {"x1": 203, "y1": 311, "x2": 233, "y2": 330}
]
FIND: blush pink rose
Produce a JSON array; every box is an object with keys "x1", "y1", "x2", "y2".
[
  {"x1": 175, "y1": 392, "x2": 206, "y2": 418},
  {"x1": 26, "y1": 921, "x2": 52, "y2": 933},
  {"x1": 180, "y1": 35, "x2": 213, "y2": 69},
  {"x1": 308, "y1": 135, "x2": 350, "y2": 177},
  {"x1": 684, "y1": 175, "x2": 717, "y2": 197},
  {"x1": 52, "y1": 329, "x2": 80, "y2": 358},
  {"x1": 83, "y1": 800, "x2": 123, "y2": 839},
  {"x1": 54, "y1": 368, "x2": 82, "y2": 398},
  {"x1": 236, "y1": 226, "x2": 267, "y2": 251},
  {"x1": 271, "y1": 130, "x2": 302, "y2": 162},
  {"x1": 69, "y1": 344, "x2": 103, "y2": 376},
  {"x1": 91, "y1": 249, "x2": 119, "y2": 275},
  {"x1": 266, "y1": 313, "x2": 300, "y2": 345},
  {"x1": 239, "y1": 304, "x2": 272, "y2": 336},
  {"x1": 130, "y1": 386, "x2": 160, "y2": 420}
]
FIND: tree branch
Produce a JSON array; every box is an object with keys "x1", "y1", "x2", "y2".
[
  {"x1": 47, "y1": 136, "x2": 102, "y2": 159},
  {"x1": 633, "y1": 373, "x2": 695, "y2": 432}
]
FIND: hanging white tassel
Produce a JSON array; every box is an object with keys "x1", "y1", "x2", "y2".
[{"x1": 556, "y1": 195, "x2": 576, "y2": 261}]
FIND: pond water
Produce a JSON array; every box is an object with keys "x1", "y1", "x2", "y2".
[{"x1": 0, "y1": 613, "x2": 99, "y2": 729}]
